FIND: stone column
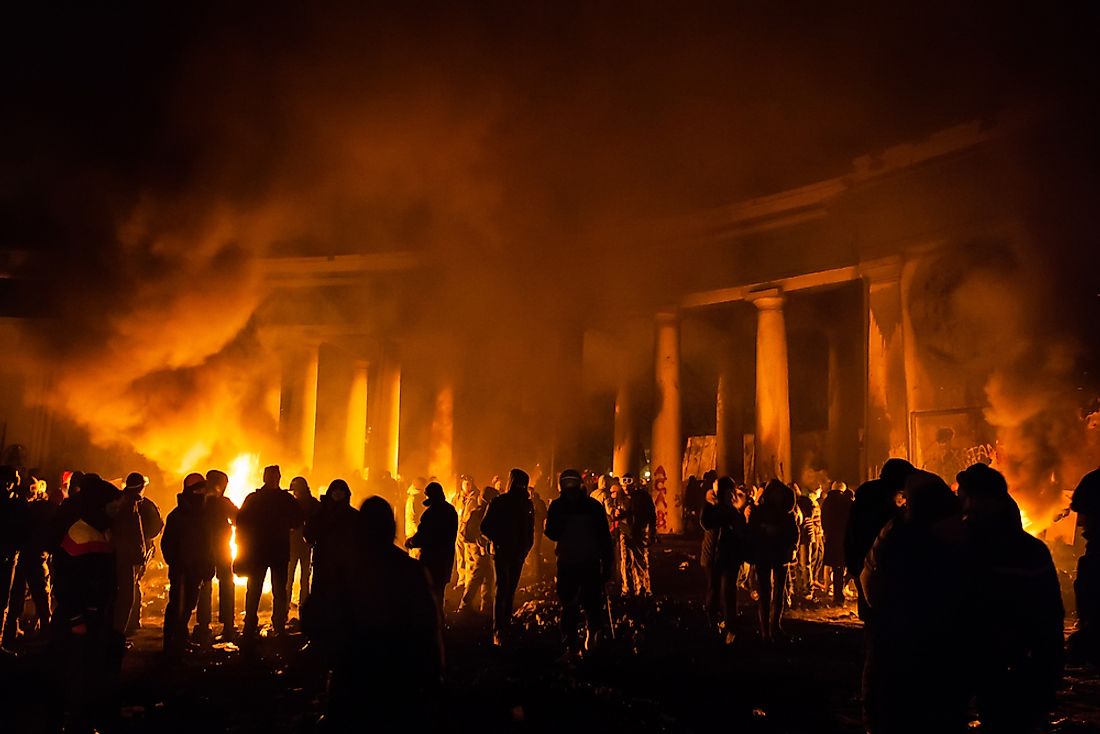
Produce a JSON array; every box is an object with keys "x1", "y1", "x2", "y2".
[
  {"x1": 715, "y1": 360, "x2": 746, "y2": 480},
  {"x1": 374, "y1": 354, "x2": 402, "y2": 479},
  {"x1": 343, "y1": 359, "x2": 369, "y2": 476},
  {"x1": 651, "y1": 309, "x2": 684, "y2": 534},
  {"x1": 280, "y1": 342, "x2": 319, "y2": 472},
  {"x1": 750, "y1": 289, "x2": 791, "y2": 484},
  {"x1": 863, "y1": 258, "x2": 910, "y2": 478},
  {"x1": 428, "y1": 381, "x2": 455, "y2": 488},
  {"x1": 613, "y1": 378, "x2": 639, "y2": 478}
]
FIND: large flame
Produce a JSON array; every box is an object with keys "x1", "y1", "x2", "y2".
[{"x1": 225, "y1": 453, "x2": 264, "y2": 589}]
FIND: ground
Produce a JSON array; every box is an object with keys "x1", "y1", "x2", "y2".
[{"x1": 4, "y1": 539, "x2": 1100, "y2": 733}]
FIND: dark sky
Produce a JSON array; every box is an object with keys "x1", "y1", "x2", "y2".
[{"x1": 3, "y1": 2, "x2": 1097, "y2": 255}]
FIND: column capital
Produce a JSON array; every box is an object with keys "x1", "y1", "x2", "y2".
[
  {"x1": 858, "y1": 256, "x2": 904, "y2": 286},
  {"x1": 748, "y1": 287, "x2": 784, "y2": 311},
  {"x1": 654, "y1": 307, "x2": 680, "y2": 324}
]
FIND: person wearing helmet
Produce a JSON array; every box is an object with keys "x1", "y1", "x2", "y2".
[
  {"x1": 405, "y1": 481, "x2": 459, "y2": 612},
  {"x1": 480, "y1": 468, "x2": 535, "y2": 646},
  {"x1": 544, "y1": 469, "x2": 613, "y2": 658},
  {"x1": 112, "y1": 472, "x2": 163, "y2": 635},
  {"x1": 161, "y1": 473, "x2": 214, "y2": 655}
]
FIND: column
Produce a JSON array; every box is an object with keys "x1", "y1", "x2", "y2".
[
  {"x1": 750, "y1": 289, "x2": 792, "y2": 484},
  {"x1": 613, "y1": 378, "x2": 639, "y2": 478},
  {"x1": 343, "y1": 360, "x2": 369, "y2": 476},
  {"x1": 651, "y1": 309, "x2": 684, "y2": 534},
  {"x1": 715, "y1": 366, "x2": 745, "y2": 480},
  {"x1": 863, "y1": 258, "x2": 910, "y2": 478},
  {"x1": 373, "y1": 353, "x2": 402, "y2": 479},
  {"x1": 428, "y1": 381, "x2": 454, "y2": 487},
  {"x1": 280, "y1": 342, "x2": 319, "y2": 472}
]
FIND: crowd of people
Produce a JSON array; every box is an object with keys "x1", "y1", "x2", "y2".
[{"x1": 1, "y1": 453, "x2": 1098, "y2": 733}]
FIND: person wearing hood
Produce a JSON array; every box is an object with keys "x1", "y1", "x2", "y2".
[
  {"x1": 544, "y1": 469, "x2": 613, "y2": 657},
  {"x1": 160, "y1": 473, "x2": 214, "y2": 654},
  {"x1": 3, "y1": 476, "x2": 55, "y2": 647},
  {"x1": 958, "y1": 463, "x2": 1063, "y2": 733},
  {"x1": 845, "y1": 458, "x2": 915, "y2": 621},
  {"x1": 196, "y1": 468, "x2": 237, "y2": 641},
  {"x1": 1069, "y1": 467, "x2": 1100, "y2": 666},
  {"x1": 304, "y1": 497, "x2": 443, "y2": 731},
  {"x1": 1, "y1": 465, "x2": 28, "y2": 653},
  {"x1": 749, "y1": 478, "x2": 799, "y2": 642},
  {"x1": 304, "y1": 479, "x2": 358, "y2": 605},
  {"x1": 480, "y1": 468, "x2": 535, "y2": 646},
  {"x1": 458, "y1": 485, "x2": 497, "y2": 615},
  {"x1": 700, "y1": 476, "x2": 749, "y2": 644},
  {"x1": 236, "y1": 465, "x2": 304, "y2": 638},
  {"x1": 820, "y1": 480, "x2": 854, "y2": 606},
  {"x1": 860, "y1": 470, "x2": 969, "y2": 734},
  {"x1": 405, "y1": 481, "x2": 459, "y2": 610}
]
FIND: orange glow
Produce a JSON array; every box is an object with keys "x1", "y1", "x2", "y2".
[{"x1": 225, "y1": 453, "x2": 267, "y2": 589}]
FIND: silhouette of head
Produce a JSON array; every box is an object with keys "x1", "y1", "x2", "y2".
[
  {"x1": 423, "y1": 481, "x2": 445, "y2": 506},
  {"x1": 559, "y1": 468, "x2": 583, "y2": 499},
  {"x1": 760, "y1": 478, "x2": 795, "y2": 514},
  {"x1": 507, "y1": 468, "x2": 529, "y2": 495},
  {"x1": 326, "y1": 478, "x2": 351, "y2": 505},
  {"x1": 263, "y1": 465, "x2": 281, "y2": 488},
  {"x1": 956, "y1": 463, "x2": 1008, "y2": 499},
  {"x1": 880, "y1": 458, "x2": 916, "y2": 489},
  {"x1": 481, "y1": 485, "x2": 498, "y2": 503},
  {"x1": 206, "y1": 469, "x2": 229, "y2": 496},
  {"x1": 77, "y1": 475, "x2": 122, "y2": 530},
  {"x1": 183, "y1": 472, "x2": 207, "y2": 494},
  {"x1": 290, "y1": 476, "x2": 310, "y2": 498},
  {"x1": 903, "y1": 470, "x2": 961, "y2": 525},
  {"x1": 124, "y1": 472, "x2": 147, "y2": 494},
  {"x1": 956, "y1": 463, "x2": 1019, "y2": 528},
  {"x1": 360, "y1": 496, "x2": 396, "y2": 547}
]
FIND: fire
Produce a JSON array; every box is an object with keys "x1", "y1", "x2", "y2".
[{"x1": 224, "y1": 453, "x2": 264, "y2": 589}]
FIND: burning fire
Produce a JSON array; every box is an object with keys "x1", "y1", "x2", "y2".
[{"x1": 225, "y1": 453, "x2": 264, "y2": 589}]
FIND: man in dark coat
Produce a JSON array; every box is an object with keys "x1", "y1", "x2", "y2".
[
  {"x1": 236, "y1": 465, "x2": 303, "y2": 637},
  {"x1": 160, "y1": 473, "x2": 214, "y2": 654},
  {"x1": 304, "y1": 479, "x2": 358, "y2": 603},
  {"x1": 196, "y1": 468, "x2": 237, "y2": 640},
  {"x1": 544, "y1": 469, "x2": 613, "y2": 657},
  {"x1": 821, "y1": 480, "x2": 854, "y2": 605},
  {"x1": 958, "y1": 463, "x2": 1063, "y2": 733},
  {"x1": 1070, "y1": 467, "x2": 1100, "y2": 665},
  {"x1": 480, "y1": 468, "x2": 534, "y2": 646},
  {"x1": 0, "y1": 466, "x2": 28, "y2": 652},
  {"x1": 52, "y1": 475, "x2": 123, "y2": 732},
  {"x1": 111, "y1": 472, "x2": 163, "y2": 635},
  {"x1": 405, "y1": 481, "x2": 459, "y2": 610},
  {"x1": 844, "y1": 458, "x2": 914, "y2": 620},
  {"x1": 700, "y1": 476, "x2": 748, "y2": 642},
  {"x1": 303, "y1": 497, "x2": 443, "y2": 731},
  {"x1": 860, "y1": 470, "x2": 969, "y2": 734}
]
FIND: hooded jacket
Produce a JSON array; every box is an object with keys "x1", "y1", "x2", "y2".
[
  {"x1": 235, "y1": 485, "x2": 304, "y2": 570},
  {"x1": 481, "y1": 484, "x2": 534, "y2": 559},
  {"x1": 161, "y1": 490, "x2": 215, "y2": 579},
  {"x1": 406, "y1": 497, "x2": 459, "y2": 586},
  {"x1": 544, "y1": 485, "x2": 612, "y2": 568}
]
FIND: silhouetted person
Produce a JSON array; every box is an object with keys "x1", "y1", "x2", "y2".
[
  {"x1": 196, "y1": 468, "x2": 237, "y2": 640},
  {"x1": 544, "y1": 469, "x2": 613, "y2": 657},
  {"x1": 958, "y1": 463, "x2": 1063, "y2": 733},
  {"x1": 303, "y1": 496, "x2": 443, "y2": 732},
  {"x1": 458, "y1": 486, "x2": 497, "y2": 615},
  {"x1": 405, "y1": 481, "x2": 459, "y2": 610},
  {"x1": 821, "y1": 480, "x2": 854, "y2": 605},
  {"x1": 701, "y1": 476, "x2": 749, "y2": 643},
  {"x1": 303, "y1": 479, "x2": 358, "y2": 604},
  {"x1": 749, "y1": 479, "x2": 798, "y2": 642},
  {"x1": 616, "y1": 473, "x2": 657, "y2": 596},
  {"x1": 111, "y1": 472, "x2": 163, "y2": 635},
  {"x1": 3, "y1": 477, "x2": 54, "y2": 645},
  {"x1": 845, "y1": 458, "x2": 915, "y2": 620},
  {"x1": 861, "y1": 470, "x2": 968, "y2": 734},
  {"x1": 480, "y1": 468, "x2": 534, "y2": 646},
  {"x1": 51, "y1": 474, "x2": 123, "y2": 733},
  {"x1": 161, "y1": 473, "x2": 214, "y2": 655},
  {"x1": 1069, "y1": 467, "x2": 1100, "y2": 665},
  {"x1": 0, "y1": 465, "x2": 27, "y2": 653},
  {"x1": 794, "y1": 486, "x2": 820, "y2": 603},
  {"x1": 287, "y1": 476, "x2": 321, "y2": 613},
  {"x1": 236, "y1": 465, "x2": 304, "y2": 637}
]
